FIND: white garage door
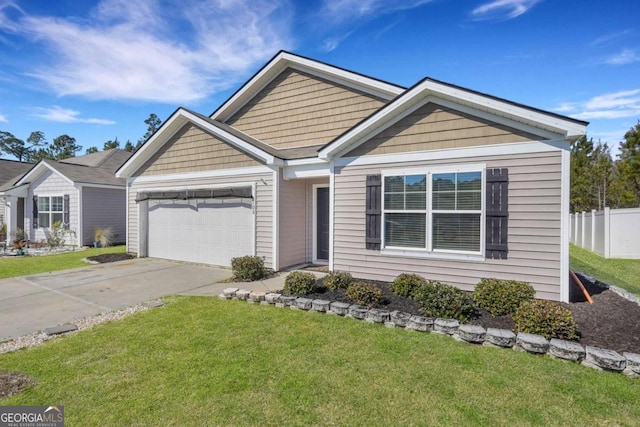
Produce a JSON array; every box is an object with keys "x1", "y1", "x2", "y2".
[{"x1": 148, "y1": 199, "x2": 253, "y2": 266}]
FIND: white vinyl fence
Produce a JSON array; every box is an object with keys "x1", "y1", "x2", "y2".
[{"x1": 570, "y1": 207, "x2": 640, "y2": 259}]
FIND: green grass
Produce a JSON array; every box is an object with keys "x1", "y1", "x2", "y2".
[
  {"x1": 0, "y1": 246, "x2": 127, "y2": 279},
  {"x1": 570, "y1": 244, "x2": 640, "y2": 296},
  {"x1": 1, "y1": 297, "x2": 638, "y2": 426}
]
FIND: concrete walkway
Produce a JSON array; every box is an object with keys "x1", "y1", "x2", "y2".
[{"x1": 0, "y1": 258, "x2": 270, "y2": 341}]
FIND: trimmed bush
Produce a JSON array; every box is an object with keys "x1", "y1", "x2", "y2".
[
  {"x1": 324, "y1": 271, "x2": 353, "y2": 291},
  {"x1": 513, "y1": 300, "x2": 579, "y2": 340},
  {"x1": 283, "y1": 271, "x2": 318, "y2": 295},
  {"x1": 346, "y1": 282, "x2": 384, "y2": 307},
  {"x1": 231, "y1": 256, "x2": 267, "y2": 281},
  {"x1": 473, "y1": 278, "x2": 535, "y2": 317},
  {"x1": 412, "y1": 281, "x2": 477, "y2": 323},
  {"x1": 391, "y1": 273, "x2": 427, "y2": 298}
]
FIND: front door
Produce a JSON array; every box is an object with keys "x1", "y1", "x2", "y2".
[
  {"x1": 316, "y1": 187, "x2": 330, "y2": 261},
  {"x1": 17, "y1": 198, "x2": 25, "y2": 230}
]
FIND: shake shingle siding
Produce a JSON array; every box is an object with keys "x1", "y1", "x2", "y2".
[{"x1": 333, "y1": 150, "x2": 563, "y2": 301}]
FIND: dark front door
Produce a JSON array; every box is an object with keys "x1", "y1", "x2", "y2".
[
  {"x1": 316, "y1": 187, "x2": 330, "y2": 261},
  {"x1": 17, "y1": 198, "x2": 25, "y2": 229}
]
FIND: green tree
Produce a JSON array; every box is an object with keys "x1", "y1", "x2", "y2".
[
  {"x1": 49, "y1": 134, "x2": 81, "y2": 160},
  {"x1": 85, "y1": 146, "x2": 99, "y2": 154},
  {"x1": 123, "y1": 140, "x2": 135, "y2": 152},
  {"x1": 0, "y1": 131, "x2": 27, "y2": 161},
  {"x1": 103, "y1": 137, "x2": 120, "y2": 150},
  {"x1": 617, "y1": 120, "x2": 640, "y2": 207},
  {"x1": 570, "y1": 136, "x2": 595, "y2": 212},
  {"x1": 591, "y1": 142, "x2": 614, "y2": 210},
  {"x1": 136, "y1": 113, "x2": 161, "y2": 148}
]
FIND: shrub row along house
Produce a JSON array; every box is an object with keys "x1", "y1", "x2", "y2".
[
  {"x1": 115, "y1": 51, "x2": 586, "y2": 302},
  {"x1": 0, "y1": 149, "x2": 131, "y2": 247}
]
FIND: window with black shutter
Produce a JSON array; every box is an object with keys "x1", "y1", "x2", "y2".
[
  {"x1": 365, "y1": 175, "x2": 381, "y2": 250},
  {"x1": 485, "y1": 168, "x2": 509, "y2": 259}
]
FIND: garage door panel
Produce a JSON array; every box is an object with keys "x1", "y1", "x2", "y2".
[{"x1": 148, "y1": 200, "x2": 253, "y2": 266}]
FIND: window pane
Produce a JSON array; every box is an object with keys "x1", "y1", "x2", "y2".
[
  {"x1": 52, "y1": 213, "x2": 64, "y2": 225},
  {"x1": 432, "y1": 192, "x2": 455, "y2": 210},
  {"x1": 384, "y1": 193, "x2": 405, "y2": 210},
  {"x1": 433, "y1": 173, "x2": 455, "y2": 191},
  {"x1": 384, "y1": 176, "x2": 404, "y2": 193},
  {"x1": 38, "y1": 213, "x2": 50, "y2": 228},
  {"x1": 385, "y1": 213, "x2": 426, "y2": 248},
  {"x1": 457, "y1": 172, "x2": 482, "y2": 191},
  {"x1": 457, "y1": 191, "x2": 482, "y2": 210},
  {"x1": 38, "y1": 197, "x2": 49, "y2": 211},
  {"x1": 51, "y1": 196, "x2": 64, "y2": 212},
  {"x1": 406, "y1": 193, "x2": 426, "y2": 210},
  {"x1": 405, "y1": 175, "x2": 426, "y2": 192},
  {"x1": 432, "y1": 213, "x2": 481, "y2": 252}
]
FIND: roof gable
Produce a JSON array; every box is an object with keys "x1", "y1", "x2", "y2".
[{"x1": 0, "y1": 159, "x2": 32, "y2": 188}]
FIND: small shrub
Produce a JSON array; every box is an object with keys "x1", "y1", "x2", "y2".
[
  {"x1": 324, "y1": 271, "x2": 353, "y2": 290},
  {"x1": 93, "y1": 226, "x2": 113, "y2": 248},
  {"x1": 473, "y1": 278, "x2": 535, "y2": 317},
  {"x1": 391, "y1": 273, "x2": 427, "y2": 298},
  {"x1": 345, "y1": 282, "x2": 384, "y2": 307},
  {"x1": 412, "y1": 281, "x2": 476, "y2": 322},
  {"x1": 231, "y1": 256, "x2": 267, "y2": 281},
  {"x1": 283, "y1": 271, "x2": 317, "y2": 295},
  {"x1": 513, "y1": 300, "x2": 579, "y2": 340}
]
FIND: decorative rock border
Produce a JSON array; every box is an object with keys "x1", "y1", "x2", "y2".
[{"x1": 219, "y1": 288, "x2": 640, "y2": 380}]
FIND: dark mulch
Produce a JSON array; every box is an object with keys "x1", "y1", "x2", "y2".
[
  {"x1": 0, "y1": 372, "x2": 36, "y2": 398},
  {"x1": 87, "y1": 253, "x2": 136, "y2": 263},
  {"x1": 279, "y1": 273, "x2": 640, "y2": 355}
]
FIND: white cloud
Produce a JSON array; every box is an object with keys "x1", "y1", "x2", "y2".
[
  {"x1": 558, "y1": 89, "x2": 640, "y2": 120},
  {"x1": 0, "y1": 113, "x2": 7, "y2": 123},
  {"x1": 321, "y1": 0, "x2": 433, "y2": 24},
  {"x1": 321, "y1": 31, "x2": 354, "y2": 52},
  {"x1": 31, "y1": 106, "x2": 116, "y2": 125},
  {"x1": 0, "y1": 0, "x2": 293, "y2": 103},
  {"x1": 471, "y1": 0, "x2": 541, "y2": 21},
  {"x1": 605, "y1": 49, "x2": 640, "y2": 65},
  {"x1": 590, "y1": 29, "x2": 633, "y2": 47}
]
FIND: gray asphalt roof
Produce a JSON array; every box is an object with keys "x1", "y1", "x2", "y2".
[
  {"x1": 0, "y1": 159, "x2": 33, "y2": 191},
  {"x1": 43, "y1": 149, "x2": 133, "y2": 186}
]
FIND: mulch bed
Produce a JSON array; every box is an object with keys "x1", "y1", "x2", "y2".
[
  {"x1": 87, "y1": 253, "x2": 136, "y2": 263},
  {"x1": 0, "y1": 372, "x2": 35, "y2": 398},
  {"x1": 283, "y1": 273, "x2": 640, "y2": 355}
]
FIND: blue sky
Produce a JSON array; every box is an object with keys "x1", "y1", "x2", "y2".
[{"x1": 0, "y1": 0, "x2": 639, "y2": 159}]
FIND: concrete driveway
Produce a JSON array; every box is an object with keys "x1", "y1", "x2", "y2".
[{"x1": 0, "y1": 258, "x2": 252, "y2": 341}]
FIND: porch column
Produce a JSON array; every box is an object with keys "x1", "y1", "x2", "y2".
[
  {"x1": 5, "y1": 196, "x2": 17, "y2": 243},
  {"x1": 138, "y1": 200, "x2": 149, "y2": 257}
]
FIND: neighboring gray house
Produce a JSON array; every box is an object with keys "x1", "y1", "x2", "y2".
[
  {"x1": 116, "y1": 51, "x2": 587, "y2": 302},
  {"x1": 3, "y1": 149, "x2": 132, "y2": 246},
  {"x1": 0, "y1": 159, "x2": 33, "y2": 243}
]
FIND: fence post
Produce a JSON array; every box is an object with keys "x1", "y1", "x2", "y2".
[
  {"x1": 591, "y1": 210, "x2": 596, "y2": 252},
  {"x1": 580, "y1": 211, "x2": 586, "y2": 249},
  {"x1": 604, "y1": 207, "x2": 610, "y2": 258}
]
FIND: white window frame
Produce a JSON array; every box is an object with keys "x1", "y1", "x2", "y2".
[
  {"x1": 37, "y1": 195, "x2": 64, "y2": 229},
  {"x1": 381, "y1": 163, "x2": 486, "y2": 261}
]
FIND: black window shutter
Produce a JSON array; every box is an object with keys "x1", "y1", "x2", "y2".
[
  {"x1": 63, "y1": 194, "x2": 70, "y2": 224},
  {"x1": 33, "y1": 195, "x2": 39, "y2": 228},
  {"x1": 486, "y1": 168, "x2": 509, "y2": 259},
  {"x1": 365, "y1": 175, "x2": 382, "y2": 250}
]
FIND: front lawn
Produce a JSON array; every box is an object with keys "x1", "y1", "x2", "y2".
[
  {"x1": 0, "y1": 246, "x2": 127, "y2": 279},
  {"x1": 1, "y1": 297, "x2": 638, "y2": 426},
  {"x1": 570, "y1": 244, "x2": 640, "y2": 297}
]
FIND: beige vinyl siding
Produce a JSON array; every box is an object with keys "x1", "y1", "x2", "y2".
[
  {"x1": 226, "y1": 68, "x2": 387, "y2": 149},
  {"x1": 82, "y1": 187, "x2": 126, "y2": 246},
  {"x1": 345, "y1": 103, "x2": 542, "y2": 157},
  {"x1": 279, "y1": 175, "x2": 307, "y2": 268},
  {"x1": 127, "y1": 171, "x2": 274, "y2": 267},
  {"x1": 135, "y1": 124, "x2": 262, "y2": 177},
  {"x1": 332, "y1": 150, "x2": 564, "y2": 301},
  {"x1": 27, "y1": 171, "x2": 79, "y2": 245}
]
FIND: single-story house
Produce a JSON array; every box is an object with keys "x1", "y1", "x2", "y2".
[
  {"x1": 0, "y1": 159, "x2": 33, "y2": 243},
  {"x1": 2, "y1": 149, "x2": 132, "y2": 246},
  {"x1": 116, "y1": 51, "x2": 587, "y2": 302}
]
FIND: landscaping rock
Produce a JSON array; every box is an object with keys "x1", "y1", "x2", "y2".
[
  {"x1": 386, "y1": 311, "x2": 411, "y2": 328},
  {"x1": 222, "y1": 287, "x2": 239, "y2": 298},
  {"x1": 516, "y1": 333, "x2": 549, "y2": 354},
  {"x1": 583, "y1": 346, "x2": 626, "y2": 371},
  {"x1": 348, "y1": 305, "x2": 368, "y2": 320},
  {"x1": 45, "y1": 324, "x2": 78, "y2": 336},
  {"x1": 144, "y1": 301, "x2": 165, "y2": 308},
  {"x1": 311, "y1": 299, "x2": 331, "y2": 312},
  {"x1": 548, "y1": 339, "x2": 585, "y2": 362},
  {"x1": 235, "y1": 289, "x2": 251, "y2": 301},
  {"x1": 623, "y1": 352, "x2": 640, "y2": 378},
  {"x1": 365, "y1": 308, "x2": 390, "y2": 323},
  {"x1": 456, "y1": 324, "x2": 486, "y2": 343},
  {"x1": 248, "y1": 291, "x2": 266, "y2": 303},
  {"x1": 406, "y1": 315, "x2": 433, "y2": 332},
  {"x1": 264, "y1": 293, "x2": 281, "y2": 304},
  {"x1": 434, "y1": 319, "x2": 459, "y2": 335},
  {"x1": 294, "y1": 298, "x2": 313, "y2": 311},
  {"x1": 276, "y1": 295, "x2": 297, "y2": 308},
  {"x1": 484, "y1": 328, "x2": 516, "y2": 348},
  {"x1": 328, "y1": 301, "x2": 351, "y2": 316}
]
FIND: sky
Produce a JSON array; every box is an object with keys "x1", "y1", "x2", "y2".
[{"x1": 0, "y1": 0, "x2": 639, "y2": 160}]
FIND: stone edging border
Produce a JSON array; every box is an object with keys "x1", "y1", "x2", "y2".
[{"x1": 219, "y1": 288, "x2": 640, "y2": 380}]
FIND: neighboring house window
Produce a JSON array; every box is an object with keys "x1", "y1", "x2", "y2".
[
  {"x1": 382, "y1": 169, "x2": 483, "y2": 254},
  {"x1": 38, "y1": 196, "x2": 64, "y2": 228}
]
